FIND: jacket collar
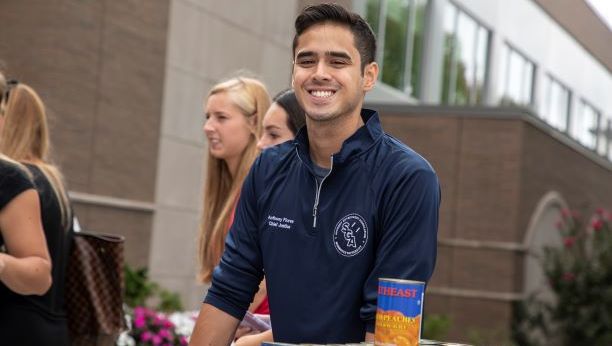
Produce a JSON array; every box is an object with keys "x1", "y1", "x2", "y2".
[{"x1": 294, "y1": 108, "x2": 383, "y2": 167}]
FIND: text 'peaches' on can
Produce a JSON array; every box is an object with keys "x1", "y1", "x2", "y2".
[{"x1": 374, "y1": 278, "x2": 425, "y2": 346}]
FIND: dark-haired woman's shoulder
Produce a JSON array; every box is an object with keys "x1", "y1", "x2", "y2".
[
  {"x1": 0, "y1": 160, "x2": 34, "y2": 211},
  {"x1": 21, "y1": 163, "x2": 64, "y2": 223},
  {"x1": 22, "y1": 163, "x2": 44, "y2": 183}
]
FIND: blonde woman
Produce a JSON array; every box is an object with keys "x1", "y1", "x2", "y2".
[
  {"x1": 199, "y1": 77, "x2": 270, "y2": 315},
  {"x1": 0, "y1": 80, "x2": 72, "y2": 345}
]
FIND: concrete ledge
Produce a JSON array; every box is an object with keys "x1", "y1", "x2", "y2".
[
  {"x1": 438, "y1": 237, "x2": 527, "y2": 252},
  {"x1": 369, "y1": 103, "x2": 612, "y2": 172},
  {"x1": 69, "y1": 191, "x2": 156, "y2": 213},
  {"x1": 428, "y1": 286, "x2": 524, "y2": 302}
]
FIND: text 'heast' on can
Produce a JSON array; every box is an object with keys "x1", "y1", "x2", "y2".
[{"x1": 375, "y1": 278, "x2": 425, "y2": 346}]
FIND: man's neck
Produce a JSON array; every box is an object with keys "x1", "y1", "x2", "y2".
[{"x1": 307, "y1": 110, "x2": 365, "y2": 169}]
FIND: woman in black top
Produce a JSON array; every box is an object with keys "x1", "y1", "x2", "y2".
[
  {"x1": 0, "y1": 79, "x2": 72, "y2": 345},
  {"x1": 0, "y1": 155, "x2": 54, "y2": 340}
]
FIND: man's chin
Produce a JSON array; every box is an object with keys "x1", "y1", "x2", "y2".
[
  {"x1": 305, "y1": 106, "x2": 334, "y2": 120},
  {"x1": 306, "y1": 112, "x2": 334, "y2": 122}
]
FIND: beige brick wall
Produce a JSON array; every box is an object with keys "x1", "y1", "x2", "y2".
[
  {"x1": 149, "y1": 0, "x2": 299, "y2": 309},
  {"x1": 0, "y1": 0, "x2": 170, "y2": 267}
]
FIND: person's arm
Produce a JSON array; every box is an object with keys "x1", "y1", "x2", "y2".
[
  {"x1": 247, "y1": 279, "x2": 267, "y2": 312},
  {"x1": 0, "y1": 189, "x2": 52, "y2": 295},
  {"x1": 235, "y1": 329, "x2": 273, "y2": 346},
  {"x1": 360, "y1": 166, "x2": 440, "y2": 333},
  {"x1": 189, "y1": 303, "x2": 240, "y2": 346}
]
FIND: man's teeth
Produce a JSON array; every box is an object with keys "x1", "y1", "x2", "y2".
[{"x1": 311, "y1": 90, "x2": 334, "y2": 98}]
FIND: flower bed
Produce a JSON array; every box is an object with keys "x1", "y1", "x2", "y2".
[{"x1": 117, "y1": 307, "x2": 197, "y2": 346}]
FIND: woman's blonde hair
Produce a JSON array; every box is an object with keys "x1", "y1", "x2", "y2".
[
  {"x1": 0, "y1": 83, "x2": 71, "y2": 228},
  {"x1": 0, "y1": 72, "x2": 6, "y2": 97},
  {"x1": 0, "y1": 153, "x2": 32, "y2": 179},
  {"x1": 198, "y1": 77, "x2": 270, "y2": 283}
]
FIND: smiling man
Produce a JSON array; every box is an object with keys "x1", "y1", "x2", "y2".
[{"x1": 190, "y1": 3, "x2": 440, "y2": 345}]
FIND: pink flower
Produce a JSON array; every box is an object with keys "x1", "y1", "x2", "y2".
[
  {"x1": 592, "y1": 219, "x2": 604, "y2": 232},
  {"x1": 596, "y1": 208, "x2": 605, "y2": 216},
  {"x1": 133, "y1": 315, "x2": 146, "y2": 329},
  {"x1": 180, "y1": 336, "x2": 189, "y2": 345},
  {"x1": 562, "y1": 272, "x2": 575, "y2": 282},
  {"x1": 141, "y1": 331, "x2": 153, "y2": 342},
  {"x1": 153, "y1": 315, "x2": 164, "y2": 326},
  {"x1": 561, "y1": 208, "x2": 571, "y2": 218},
  {"x1": 152, "y1": 334, "x2": 162, "y2": 345},
  {"x1": 563, "y1": 236, "x2": 576, "y2": 248},
  {"x1": 163, "y1": 319, "x2": 174, "y2": 328},
  {"x1": 134, "y1": 306, "x2": 146, "y2": 317},
  {"x1": 158, "y1": 328, "x2": 171, "y2": 340}
]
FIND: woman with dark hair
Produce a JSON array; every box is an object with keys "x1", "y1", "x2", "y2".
[
  {"x1": 257, "y1": 89, "x2": 306, "y2": 150},
  {"x1": 0, "y1": 79, "x2": 72, "y2": 345}
]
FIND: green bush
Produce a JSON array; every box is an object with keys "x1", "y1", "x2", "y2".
[
  {"x1": 124, "y1": 265, "x2": 157, "y2": 308},
  {"x1": 512, "y1": 209, "x2": 612, "y2": 345},
  {"x1": 124, "y1": 265, "x2": 184, "y2": 312},
  {"x1": 422, "y1": 313, "x2": 451, "y2": 341},
  {"x1": 157, "y1": 289, "x2": 183, "y2": 313}
]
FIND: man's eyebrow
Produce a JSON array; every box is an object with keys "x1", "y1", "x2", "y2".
[
  {"x1": 295, "y1": 51, "x2": 352, "y2": 61},
  {"x1": 326, "y1": 51, "x2": 352, "y2": 60},
  {"x1": 295, "y1": 51, "x2": 316, "y2": 60}
]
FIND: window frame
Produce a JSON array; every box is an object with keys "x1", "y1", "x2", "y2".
[
  {"x1": 541, "y1": 73, "x2": 572, "y2": 132},
  {"x1": 500, "y1": 42, "x2": 537, "y2": 108},
  {"x1": 571, "y1": 98, "x2": 602, "y2": 151},
  {"x1": 441, "y1": 0, "x2": 491, "y2": 105},
  {"x1": 366, "y1": 0, "x2": 429, "y2": 97}
]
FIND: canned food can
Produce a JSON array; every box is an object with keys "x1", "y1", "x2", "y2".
[{"x1": 374, "y1": 278, "x2": 425, "y2": 346}]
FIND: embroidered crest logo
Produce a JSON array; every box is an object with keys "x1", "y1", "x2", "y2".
[{"x1": 333, "y1": 213, "x2": 368, "y2": 257}]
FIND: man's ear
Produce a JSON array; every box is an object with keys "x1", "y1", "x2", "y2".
[
  {"x1": 291, "y1": 66, "x2": 295, "y2": 89},
  {"x1": 362, "y1": 62, "x2": 379, "y2": 92}
]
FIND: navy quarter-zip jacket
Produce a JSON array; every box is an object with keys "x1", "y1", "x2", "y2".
[{"x1": 205, "y1": 109, "x2": 440, "y2": 343}]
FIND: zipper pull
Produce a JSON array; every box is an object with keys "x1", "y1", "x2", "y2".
[{"x1": 312, "y1": 205, "x2": 317, "y2": 228}]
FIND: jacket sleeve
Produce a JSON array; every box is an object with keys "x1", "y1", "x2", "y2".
[
  {"x1": 360, "y1": 166, "x2": 441, "y2": 332},
  {"x1": 204, "y1": 158, "x2": 265, "y2": 320}
]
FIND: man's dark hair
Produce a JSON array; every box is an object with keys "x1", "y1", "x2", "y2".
[
  {"x1": 292, "y1": 3, "x2": 377, "y2": 71},
  {"x1": 273, "y1": 89, "x2": 306, "y2": 134}
]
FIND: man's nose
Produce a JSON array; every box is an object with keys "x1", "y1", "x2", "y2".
[{"x1": 313, "y1": 61, "x2": 331, "y2": 81}]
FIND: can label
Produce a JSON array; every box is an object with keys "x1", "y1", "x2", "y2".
[{"x1": 375, "y1": 278, "x2": 425, "y2": 346}]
